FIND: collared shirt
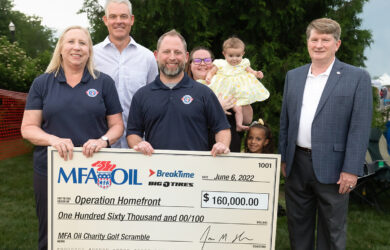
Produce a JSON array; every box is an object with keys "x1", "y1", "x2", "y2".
[
  {"x1": 127, "y1": 73, "x2": 230, "y2": 151},
  {"x1": 297, "y1": 60, "x2": 335, "y2": 148},
  {"x1": 94, "y1": 36, "x2": 158, "y2": 148},
  {"x1": 25, "y1": 68, "x2": 123, "y2": 176}
]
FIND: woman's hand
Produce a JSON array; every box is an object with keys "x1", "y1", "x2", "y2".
[
  {"x1": 218, "y1": 94, "x2": 236, "y2": 115},
  {"x1": 49, "y1": 136, "x2": 74, "y2": 161},
  {"x1": 21, "y1": 110, "x2": 76, "y2": 161},
  {"x1": 82, "y1": 138, "x2": 107, "y2": 158}
]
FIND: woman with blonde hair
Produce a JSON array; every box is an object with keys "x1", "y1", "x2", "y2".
[{"x1": 21, "y1": 26, "x2": 124, "y2": 250}]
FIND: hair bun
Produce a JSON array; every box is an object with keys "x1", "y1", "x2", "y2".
[{"x1": 250, "y1": 118, "x2": 264, "y2": 126}]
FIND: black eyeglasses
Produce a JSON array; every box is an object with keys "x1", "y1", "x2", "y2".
[{"x1": 192, "y1": 58, "x2": 212, "y2": 65}]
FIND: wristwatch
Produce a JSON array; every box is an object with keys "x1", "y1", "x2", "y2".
[{"x1": 100, "y1": 136, "x2": 110, "y2": 147}]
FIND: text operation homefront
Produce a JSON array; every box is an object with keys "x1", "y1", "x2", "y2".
[{"x1": 73, "y1": 195, "x2": 161, "y2": 206}]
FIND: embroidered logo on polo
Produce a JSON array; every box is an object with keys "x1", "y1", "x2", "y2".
[
  {"x1": 181, "y1": 95, "x2": 193, "y2": 104},
  {"x1": 86, "y1": 89, "x2": 99, "y2": 97}
]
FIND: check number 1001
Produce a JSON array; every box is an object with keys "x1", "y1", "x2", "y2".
[{"x1": 201, "y1": 191, "x2": 269, "y2": 210}]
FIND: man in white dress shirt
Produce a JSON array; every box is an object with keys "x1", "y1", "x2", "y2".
[
  {"x1": 279, "y1": 18, "x2": 372, "y2": 249},
  {"x1": 94, "y1": 0, "x2": 158, "y2": 148}
]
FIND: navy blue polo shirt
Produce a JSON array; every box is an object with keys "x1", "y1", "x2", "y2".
[
  {"x1": 25, "y1": 68, "x2": 123, "y2": 176},
  {"x1": 126, "y1": 73, "x2": 230, "y2": 151}
]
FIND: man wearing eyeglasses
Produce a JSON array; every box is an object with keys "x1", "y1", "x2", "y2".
[{"x1": 94, "y1": 0, "x2": 158, "y2": 148}]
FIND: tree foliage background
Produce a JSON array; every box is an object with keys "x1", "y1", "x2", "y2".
[
  {"x1": 80, "y1": 0, "x2": 372, "y2": 144},
  {"x1": 0, "y1": 0, "x2": 54, "y2": 92}
]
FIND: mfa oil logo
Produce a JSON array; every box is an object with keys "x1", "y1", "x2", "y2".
[
  {"x1": 58, "y1": 161, "x2": 142, "y2": 189},
  {"x1": 148, "y1": 169, "x2": 194, "y2": 188}
]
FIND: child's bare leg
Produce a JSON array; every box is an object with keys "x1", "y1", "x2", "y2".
[{"x1": 233, "y1": 105, "x2": 249, "y2": 131}]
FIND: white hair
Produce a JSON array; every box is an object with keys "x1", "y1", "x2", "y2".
[{"x1": 105, "y1": 0, "x2": 132, "y2": 16}]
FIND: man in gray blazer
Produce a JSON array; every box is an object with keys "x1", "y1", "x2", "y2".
[{"x1": 279, "y1": 18, "x2": 372, "y2": 250}]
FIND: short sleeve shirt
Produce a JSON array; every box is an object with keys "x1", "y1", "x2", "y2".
[
  {"x1": 126, "y1": 73, "x2": 230, "y2": 151},
  {"x1": 213, "y1": 58, "x2": 250, "y2": 76},
  {"x1": 25, "y1": 68, "x2": 123, "y2": 176}
]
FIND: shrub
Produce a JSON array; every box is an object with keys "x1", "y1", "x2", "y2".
[{"x1": 0, "y1": 36, "x2": 48, "y2": 92}]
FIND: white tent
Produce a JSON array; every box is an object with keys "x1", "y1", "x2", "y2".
[{"x1": 376, "y1": 73, "x2": 390, "y2": 87}]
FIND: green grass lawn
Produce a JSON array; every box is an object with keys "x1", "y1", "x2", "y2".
[
  {"x1": 0, "y1": 154, "x2": 37, "y2": 249},
  {"x1": 1, "y1": 154, "x2": 389, "y2": 249}
]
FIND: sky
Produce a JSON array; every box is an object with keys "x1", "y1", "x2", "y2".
[
  {"x1": 360, "y1": 0, "x2": 390, "y2": 78},
  {"x1": 12, "y1": 0, "x2": 389, "y2": 78},
  {"x1": 12, "y1": 0, "x2": 95, "y2": 31}
]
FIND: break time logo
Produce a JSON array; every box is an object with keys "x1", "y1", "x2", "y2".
[
  {"x1": 57, "y1": 161, "x2": 142, "y2": 189},
  {"x1": 147, "y1": 169, "x2": 195, "y2": 188}
]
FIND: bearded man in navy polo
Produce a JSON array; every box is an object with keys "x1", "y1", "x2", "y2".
[{"x1": 126, "y1": 29, "x2": 231, "y2": 156}]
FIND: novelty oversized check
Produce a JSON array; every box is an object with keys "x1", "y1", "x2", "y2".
[{"x1": 48, "y1": 147, "x2": 281, "y2": 250}]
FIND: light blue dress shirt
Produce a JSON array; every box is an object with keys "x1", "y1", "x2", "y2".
[{"x1": 94, "y1": 36, "x2": 158, "y2": 148}]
